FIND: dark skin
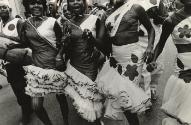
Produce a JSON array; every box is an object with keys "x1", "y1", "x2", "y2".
[
  {"x1": 102, "y1": 1, "x2": 155, "y2": 125},
  {"x1": 7, "y1": 1, "x2": 69, "y2": 125},
  {"x1": 0, "y1": 5, "x2": 22, "y2": 43},
  {"x1": 59, "y1": 0, "x2": 104, "y2": 125},
  {"x1": 148, "y1": 1, "x2": 191, "y2": 78},
  {"x1": 105, "y1": 2, "x2": 155, "y2": 63},
  {"x1": 60, "y1": 0, "x2": 106, "y2": 59}
]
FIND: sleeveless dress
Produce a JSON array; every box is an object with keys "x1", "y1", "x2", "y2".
[
  {"x1": 96, "y1": 1, "x2": 151, "y2": 120},
  {"x1": 21, "y1": 17, "x2": 67, "y2": 97},
  {"x1": 63, "y1": 15, "x2": 104, "y2": 122},
  {"x1": 161, "y1": 15, "x2": 191, "y2": 124}
]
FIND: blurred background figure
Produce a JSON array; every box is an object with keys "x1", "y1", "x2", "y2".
[
  {"x1": 138, "y1": 0, "x2": 168, "y2": 101},
  {"x1": 0, "y1": 0, "x2": 32, "y2": 125}
]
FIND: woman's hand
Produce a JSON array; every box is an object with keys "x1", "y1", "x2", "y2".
[
  {"x1": 143, "y1": 45, "x2": 154, "y2": 64},
  {"x1": 55, "y1": 54, "x2": 66, "y2": 71},
  {"x1": 6, "y1": 43, "x2": 16, "y2": 50},
  {"x1": 82, "y1": 29, "x2": 93, "y2": 40},
  {"x1": 146, "y1": 62, "x2": 157, "y2": 72}
]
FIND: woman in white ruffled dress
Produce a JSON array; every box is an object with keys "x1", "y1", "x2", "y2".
[
  {"x1": 148, "y1": 0, "x2": 191, "y2": 124},
  {"x1": 59, "y1": 0, "x2": 105, "y2": 124},
  {"x1": 96, "y1": 0, "x2": 155, "y2": 125}
]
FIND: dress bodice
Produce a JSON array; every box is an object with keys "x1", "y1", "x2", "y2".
[
  {"x1": 23, "y1": 17, "x2": 58, "y2": 69},
  {"x1": 67, "y1": 14, "x2": 100, "y2": 79}
]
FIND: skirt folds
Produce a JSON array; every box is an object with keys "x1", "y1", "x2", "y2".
[
  {"x1": 161, "y1": 75, "x2": 191, "y2": 124},
  {"x1": 23, "y1": 65, "x2": 67, "y2": 97},
  {"x1": 64, "y1": 62, "x2": 104, "y2": 122},
  {"x1": 96, "y1": 42, "x2": 152, "y2": 120},
  {"x1": 96, "y1": 61, "x2": 151, "y2": 120}
]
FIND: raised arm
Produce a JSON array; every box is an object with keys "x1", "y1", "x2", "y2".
[
  {"x1": 135, "y1": 4, "x2": 155, "y2": 63},
  {"x1": 153, "y1": 18, "x2": 175, "y2": 61},
  {"x1": 53, "y1": 20, "x2": 62, "y2": 50}
]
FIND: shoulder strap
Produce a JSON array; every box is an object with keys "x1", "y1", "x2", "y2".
[{"x1": 26, "y1": 19, "x2": 58, "y2": 51}]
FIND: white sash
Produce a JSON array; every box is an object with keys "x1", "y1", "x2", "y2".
[
  {"x1": 136, "y1": 0, "x2": 160, "y2": 11},
  {"x1": 80, "y1": 14, "x2": 98, "y2": 38},
  {"x1": 106, "y1": 1, "x2": 135, "y2": 37}
]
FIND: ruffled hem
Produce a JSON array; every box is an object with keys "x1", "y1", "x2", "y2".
[
  {"x1": 23, "y1": 65, "x2": 67, "y2": 97},
  {"x1": 65, "y1": 85, "x2": 103, "y2": 122},
  {"x1": 64, "y1": 62, "x2": 103, "y2": 122},
  {"x1": 161, "y1": 75, "x2": 191, "y2": 124},
  {"x1": 96, "y1": 61, "x2": 151, "y2": 120},
  {"x1": 65, "y1": 62, "x2": 103, "y2": 101}
]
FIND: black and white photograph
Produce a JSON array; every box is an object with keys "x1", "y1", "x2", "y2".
[{"x1": 0, "y1": 0, "x2": 190, "y2": 125}]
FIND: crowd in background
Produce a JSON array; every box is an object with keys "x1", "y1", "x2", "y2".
[{"x1": 0, "y1": 0, "x2": 190, "y2": 125}]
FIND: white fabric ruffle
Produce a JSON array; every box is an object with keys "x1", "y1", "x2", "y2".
[
  {"x1": 23, "y1": 65, "x2": 67, "y2": 97},
  {"x1": 65, "y1": 62, "x2": 103, "y2": 122},
  {"x1": 96, "y1": 61, "x2": 151, "y2": 120},
  {"x1": 161, "y1": 75, "x2": 191, "y2": 124}
]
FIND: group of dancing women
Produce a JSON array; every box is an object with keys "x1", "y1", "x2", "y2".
[{"x1": 0, "y1": 0, "x2": 191, "y2": 125}]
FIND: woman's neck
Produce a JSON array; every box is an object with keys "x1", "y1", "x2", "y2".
[
  {"x1": 70, "y1": 14, "x2": 88, "y2": 26},
  {"x1": 30, "y1": 16, "x2": 47, "y2": 28},
  {"x1": 32, "y1": 16, "x2": 44, "y2": 21}
]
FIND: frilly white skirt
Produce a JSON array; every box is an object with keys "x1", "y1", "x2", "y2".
[
  {"x1": 23, "y1": 65, "x2": 67, "y2": 97},
  {"x1": 64, "y1": 62, "x2": 104, "y2": 122},
  {"x1": 96, "y1": 61, "x2": 151, "y2": 120},
  {"x1": 161, "y1": 75, "x2": 191, "y2": 124}
]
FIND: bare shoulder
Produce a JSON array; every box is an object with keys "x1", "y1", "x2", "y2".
[{"x1": 131, "y1": 4, "x2": 146, "y2": 16}]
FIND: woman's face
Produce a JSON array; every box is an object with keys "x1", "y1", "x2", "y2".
[
  {"x1": 29, "y1": 0, "x2": 44, "y2": 17},
  {"x1": 68, "y1": 0, "x2": 84, "y2": 15}
]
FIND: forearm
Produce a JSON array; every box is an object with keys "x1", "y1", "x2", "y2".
[
  {"x1": 2, "y1": 35, "x2": 20, "y2": 43},
  {"x1": 153, "y1": 42, "x2": 165, "y2": 61},
  {"x1": 147, "y1": 28, "x2": 155, "y2": 49},
  {"x1": 153, "y1": 19, "x2": 174, "y2": 61},
  {"x1": 8, "y1": 43, "x2": 27, "y2": 50}
]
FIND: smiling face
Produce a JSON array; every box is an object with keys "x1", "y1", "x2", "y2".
[
  {"x1": 29, "y1": 0, "x2": 45, "y2": 17},
  {"x1": 67, "y1": 0, "x2": 85, "y2": 15}
]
